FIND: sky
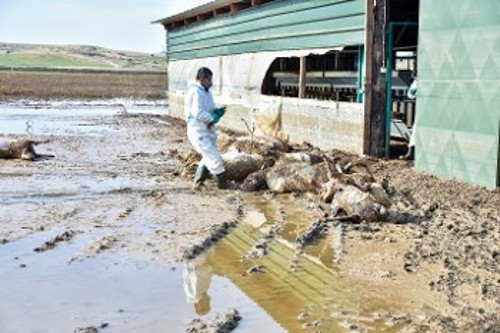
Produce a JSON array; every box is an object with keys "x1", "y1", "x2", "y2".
[{"x1": 0, "y1": 0, "x2": 211, "y2": 53}]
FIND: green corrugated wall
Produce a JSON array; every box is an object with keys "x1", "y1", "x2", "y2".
[
  {"x1": 416, "y1": 0, "x2": 500, "y2": 188},
  {"x1": 166, "y1": 0, "x2": 365, "y2": 60}
]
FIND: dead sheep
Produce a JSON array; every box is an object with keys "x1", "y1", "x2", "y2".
[
  {"x1": 0, "y1": 139, "x2": 52, "y2": 161},
  {"x1": 265, "y1": 162, "x2": 331, "y2": 193},
  {"x1": 222, "y1": 150, "x2": 264, "y2": 182},
  {"x1": 324, "y1": 181, "x2": 391, "y2": 222},
  {"x1": 240, "y1": 170, "x2": 268, "y2": 192}
]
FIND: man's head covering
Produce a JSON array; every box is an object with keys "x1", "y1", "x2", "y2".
[{"x1": 196, "y1": 67, "x2": 213, "y2": 80}]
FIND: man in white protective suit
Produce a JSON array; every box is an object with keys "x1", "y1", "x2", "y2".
[
  {"x1": 185, "y1": 67, "x2": 228, "y2": 189},
  {"x1": 402, "y1": 77, "x2": 418, "y2": 160},
  {"x1": 182, "y1": 255, "x2": 213, "y2": 316}
]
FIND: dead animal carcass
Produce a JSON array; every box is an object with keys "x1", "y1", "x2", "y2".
[
  {"x1": 0, "y1": 139, "x2": 51, "y2": 161},
  {"x1": 321, "y1": 181, "x2": 391, "y2": 222},
  {"x1": 240, "y1": 170, "x2": 268, "y2": 192},
  {"x1": 222, "y1": 150, "x2": 264, "y2": 181},
  {"x1": 264, "y1": 162, "x2": 330, "y2": 193}
]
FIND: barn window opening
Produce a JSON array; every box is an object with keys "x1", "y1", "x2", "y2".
[{"x1": 261, "y1": 47, "x2": 360, "y2": 102}]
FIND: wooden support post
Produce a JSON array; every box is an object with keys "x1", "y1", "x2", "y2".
[
  {"x1": 497, "y1": 121, "x2": 500, "y2": 187},
  {"x1": 363, "y1": 0, "x2": 388, "y2": 157},
  {"x1": 214, "y1": 7, "x2": 230, "y2": 17},
  {"x1": 298, "y1": 56, "x2": 306, "y2": 99},
  {"x1": 165, "y1": 29, "x2": 169, "y2": 93},
  {"x1": 218, "y1": 56, "x2": 223, "y2": 96}
]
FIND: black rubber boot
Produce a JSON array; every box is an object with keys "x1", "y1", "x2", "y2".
[
  {"x1": 406, "y1": 146, "x2": 415, "y2": 160},
  {"x1": 400, "y1": 146, "x2": 415, "y2": 160},
  {"x1": 215, "y1": 172, "x2": 229, "y2": 189},
  {"x1": 193, "y1": 164, "x2": 210, "y2": 188}
]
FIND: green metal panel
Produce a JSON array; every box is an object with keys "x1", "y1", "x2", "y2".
[
  {"x1": 167, "y1": 0, "x2": 365, "y2": 60},
  {"x1": 416, "y1": 0, "x2": 500, "y2": 188}
]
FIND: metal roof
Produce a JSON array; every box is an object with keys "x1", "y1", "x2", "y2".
[{"x1": 152, "y1": 0, "x2": 275, "y2": 28}]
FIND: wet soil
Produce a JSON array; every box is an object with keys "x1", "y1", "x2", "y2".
[{"x1": 0, "y1": 101, "x2": 498, "y2": 333}]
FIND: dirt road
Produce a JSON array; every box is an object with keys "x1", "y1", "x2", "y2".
[{"x1": 0, "y1": 101, "x2": 498, "y2": 333}]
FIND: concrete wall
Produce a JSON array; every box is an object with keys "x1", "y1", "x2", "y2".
[{"x1": 168, "y1": 91, "x2": 364, "y2": 154}]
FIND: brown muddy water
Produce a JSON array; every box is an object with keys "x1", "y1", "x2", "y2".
[
  {"x1": 0, "y1": 101, "x2": 444, "y2": 333},
  {"x1": 0, "y1": 202, "x2": 438, "y2": 333}
]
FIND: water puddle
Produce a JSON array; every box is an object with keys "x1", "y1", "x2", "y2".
[
  {"x1": 0, "y1": 232, "x2": 284, "y2": 333},
  {"x1": 0, "y1": 102, "x2": 166, "y2": 136},
  {"x1": 0, "y1": 174, "x2": 158, "y2": 205},
  {"x1": 198, "y1": 195, "x2": 441, "y2": 332},
  {"x1": 0, "y1": 109, "x2": 115, "y2": 136},
  {"x1": 0, "y1": 197, "x2": 441, "y2": 333}
]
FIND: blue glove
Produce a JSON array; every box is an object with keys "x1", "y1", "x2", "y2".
[
  {"x1": 212, "y1": 112, "x2": 222, "y2": 124},
  {"x1": 213, "y1": 107, "x2": 226, "y2": 117},
  {"x1": 211, "y1": 107, "x2": 226, "y2": 124}
]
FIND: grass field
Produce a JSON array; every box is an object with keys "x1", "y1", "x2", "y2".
[
  {"x1": 0, "y1": 53, "x2": 111, "y2": 69},
  {"x1": 0, "y1": 42, "x2": 167, "y2": 71},
  {"x1": 0, "y1": 69, "x2": 167, "y2": 99},
  {"x1": 0, "y1": 43, "x2": 168, "y2": 99}
]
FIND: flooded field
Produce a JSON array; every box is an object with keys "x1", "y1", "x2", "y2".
[{"x1": 0, "y1": 101, "x2": 498, "y2": 333}]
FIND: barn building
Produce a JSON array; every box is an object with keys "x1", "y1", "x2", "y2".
[{"x1": 154, "y1": 0, "x2": 499, "y2": 189}]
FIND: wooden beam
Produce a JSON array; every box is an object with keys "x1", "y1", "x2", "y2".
[
  {"x1": 171, "y1": 21, "x2": 184, "y2": 28},
  {"x1": 184, "y1": 17, "x2": 196, "y2": 26},
  {"x1": 363, "y1": 0, "x2": 388, "y2": 157},
  {"x1": 251, "y1": 0, "x2": 271, "y2": 6},
  {"x1": 230, "y1": 3, "x2": 251, "y2": 13},
  {"x1": 213, "y1": 6, "x2": 230, "y2": 17},
  {"x1": 298, "y1": 56, "x2": 306, "y2": 99},
  {"x1": 197, "y1": 11, "x2": 214, "y2": 21}
]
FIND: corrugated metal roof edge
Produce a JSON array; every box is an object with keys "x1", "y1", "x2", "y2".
[{"x1": 152, "y1": 0, "x2": 247, "y2": 25}]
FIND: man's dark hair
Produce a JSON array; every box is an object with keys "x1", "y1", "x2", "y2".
[{"x1": 196, "y1": 67, "x2": 213, "y2": 80}]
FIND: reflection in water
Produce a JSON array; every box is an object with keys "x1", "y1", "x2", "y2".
[
  {"x1": 183, "y1": 255, "x2": 213, "y2": 316},
  {"x1": 200, "y1": 194, "x2": 444, "y2": 332},
  {"x1": 0, "y1": 231, "x2": 285, "y2": 332},
  {"x1": 25, "y1": 119, "x2": 34, "y2": 134}
]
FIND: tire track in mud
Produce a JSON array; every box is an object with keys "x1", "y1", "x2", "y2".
[
  {"x1": 190, "y1": 191, "x2": 488, "y2": 332},
  {"x1": 182, "y1": 194, "x2": 245, "y2": 261},
  {"x1": 33, "y1": 230, "x2": 78, "y2": 252}
]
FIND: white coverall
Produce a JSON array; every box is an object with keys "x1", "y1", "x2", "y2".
[
  {"x1": 182, "y1": 255, "x2": 213, "y2": 315},
  {"x1": 182, "y1": 260, "x2": 213, "y2": 304},
  {"x1": 407, "y1": 79, "x2": 418, "y2": 148},
  {"x1": 184, "y1": 83, "x2": 225, "y2": 175}
]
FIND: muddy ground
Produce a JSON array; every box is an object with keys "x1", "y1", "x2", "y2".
[{"x1": 0, "y1": 102, "x2": 498, "y2": 333}]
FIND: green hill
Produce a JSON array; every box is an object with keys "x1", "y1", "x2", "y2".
[{"x1": 0, "y1": 42, "x2": 167, "y2": 71}]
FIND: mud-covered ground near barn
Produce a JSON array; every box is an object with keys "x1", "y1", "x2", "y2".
[{"x1": 0, "y1": 100, "x2": 498, "y2": 333}]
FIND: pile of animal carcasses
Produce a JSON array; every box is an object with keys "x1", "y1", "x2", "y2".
[
  {"x1": 222, "y1": 149, "x2": 264, "y2": 182},
  {"x1": 221, "y1": 138, "x2": 329, "y2": 193},
  {"x1": 221, "y1": 137, "x2": 392, "y2": 222}
]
